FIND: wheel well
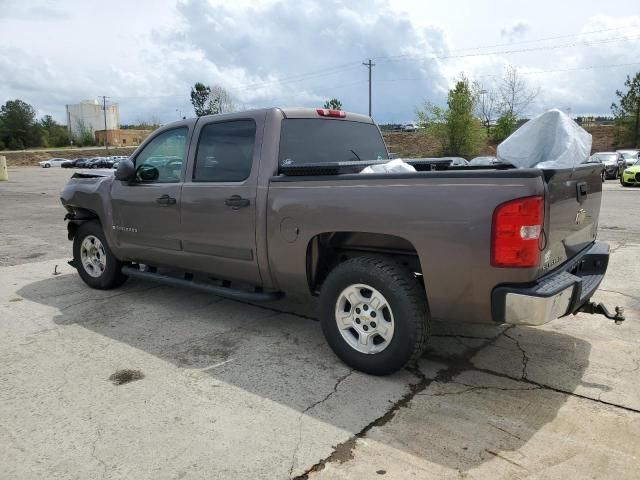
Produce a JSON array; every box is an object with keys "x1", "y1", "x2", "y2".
[
  {"x1": 66, "y1": 208, "x2": 100, "y2": 240},
  {"x1": 306, "y1": 232, "x2": 422, "y2": 294}
]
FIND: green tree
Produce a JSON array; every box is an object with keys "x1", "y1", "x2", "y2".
[
  {"x1": 323, "y1": 98, "x2": 342, "y2": 110},
  {"x1": 417, "y1": 76, "x2": 485, "y2": 157},
  {"x1": 0, "y1": 99, "x2": 43, "y2": 149},
  {"x1": 191, "y1": 82, "x2": 211, "y2": 116},
  {"x1": 40, "y1": 115, "x2": 69, "y2": 147},
  {"x1": 190, "y1": 83, "x2": 234, "y2": 116},
  {"x1": 73, "y1": 119, "x2": 95, "y2": 147},
  {"x1": 611, "y1": 72, "x2": 640, "y2": 147},
  {"x1": 492, "y1": 112, "x2": 517, "y2": 142}
]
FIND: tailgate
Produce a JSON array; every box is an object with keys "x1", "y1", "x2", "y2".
[{"x1": 540, "y1": 164, "x2": 603, "y2": 274}]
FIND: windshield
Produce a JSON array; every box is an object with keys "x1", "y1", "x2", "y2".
[
  {"x1": 279, "y1": 119, "x2": 388, "y2": 166},
  {"x1": 595, "y1": 153, "x2": 617, "y2": 162},
  {"x1": 620, "y1": 152, "x2": 638, "y2": 159}
]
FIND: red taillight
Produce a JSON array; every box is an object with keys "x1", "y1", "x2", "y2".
[
  {"x1": 491, "y1": 195, "x2": 543, "y2": 268},
  {"x1": 316, "y1": 108, "x2": 346, "y2": 118}
]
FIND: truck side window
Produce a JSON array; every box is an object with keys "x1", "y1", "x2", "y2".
[
  {"x1": 134, "y1": 127, "x2": 188, "y2": 183},
  {"x1": 193, "y1": 120, "x2": 256, "y2": 182}
]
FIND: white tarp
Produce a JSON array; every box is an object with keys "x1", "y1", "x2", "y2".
[
  {"x1": 496, "y1": 108, "x2": 592, "y2": 169},
  {"x1": 361, "y1": 158, "x2": 416, "y2": 173}
]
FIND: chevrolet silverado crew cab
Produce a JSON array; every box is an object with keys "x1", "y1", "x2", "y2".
[{"x1": 60, "y1": 107, "x2": 621, "y2": 375}]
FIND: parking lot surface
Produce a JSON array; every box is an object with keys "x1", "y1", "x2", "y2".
[{"x1": 1, "y1": 167, "x2": 639, "y2": 479}]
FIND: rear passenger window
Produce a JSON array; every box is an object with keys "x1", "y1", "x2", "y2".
[{"x1": 194, "y1": 120, "x2": 256, "y2": 182}]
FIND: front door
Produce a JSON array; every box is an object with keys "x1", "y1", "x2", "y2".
[
  {"x1": 110, "y1": 126, "x2": 189, "y2": 265},
  {"x1": 179, "y1": 119, "x2": 262, "y2": 285}
]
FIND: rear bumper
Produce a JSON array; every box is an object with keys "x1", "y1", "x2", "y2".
[{"x1": 492, "y1": 242, "x2": 609, "y2": 326}]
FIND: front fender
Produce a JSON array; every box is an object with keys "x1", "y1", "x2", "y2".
[{"x1": 60, "y1": 173, "x2": 117, "y2": 250}]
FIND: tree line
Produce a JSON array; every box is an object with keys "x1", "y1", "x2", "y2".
[
  {"x1": 415, "y1": 66, "x2": 640, "y2": 158},
  {"x1": 0, "y1": 100, "x2": 69, "y2": 150}
]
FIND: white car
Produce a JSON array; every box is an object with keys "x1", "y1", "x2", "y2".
[
  {"x1": 39, "y1": 158, "x2": 68, "y2": 168},
  {"x1": 402, "y1": 123, "x2": 418, "y2": 132}
]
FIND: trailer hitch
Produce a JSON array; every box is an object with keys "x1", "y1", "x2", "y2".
[{"x1": 577, "y1": 302, "x2": 625, "y2": 324}]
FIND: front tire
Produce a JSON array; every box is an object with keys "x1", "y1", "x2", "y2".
[
  {"x1": 73, "y1": 221, "x2": 127, "y2": 289},
  {"x1": 319, "y1": 256, "x2": 429, "y2": 375}
]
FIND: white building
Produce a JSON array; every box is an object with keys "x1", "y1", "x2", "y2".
[{"x1": 66, "y1": 100, "x2": 119, "y2": 140}]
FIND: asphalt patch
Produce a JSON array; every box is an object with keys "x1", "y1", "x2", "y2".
[{"x1": 109, "y1": 369, "x2": 145, "y2": 385}]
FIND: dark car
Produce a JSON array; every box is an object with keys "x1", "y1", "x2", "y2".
[
  {"x1": 86, "y1": 157, "x2": 115, "y2": 169},
  {"x1": 61, "y1": 158, "x2": 88, "y2": 168},
  {"x1": 589, "y1": 152, "x2": 617, "y2": 180},
  {"x1": 74, "y1": 158, "x2": 93, "y2": 168}
]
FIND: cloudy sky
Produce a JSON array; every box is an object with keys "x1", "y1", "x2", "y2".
[{"x1": 1, "y1": 0, "x2": 639, "y2": 124}]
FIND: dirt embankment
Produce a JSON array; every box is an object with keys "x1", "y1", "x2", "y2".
[
  {"x1": 383, "y1": 124, "x2": 621, "y2": 158},
  {"x1": 3, "y1": 125, "x2": 621, "y2": 166},
  {"x1": 3, "y1": 146, "x2": 138, "y2": 166},
  {"x1": 382, "y1": 132, "x2": 496, "y2": 158}
]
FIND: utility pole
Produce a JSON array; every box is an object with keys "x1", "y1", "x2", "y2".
[
  {"x1": 362, "y1": 59, "x2": 375, "y2": 117},
  {"x1": 99, "y1": 95, "x2": 110, "y2": 152}
]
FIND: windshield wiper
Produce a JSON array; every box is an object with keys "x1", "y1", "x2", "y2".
[{"x1": 350, "y1": 149, "x2": 362, "y2": 161}]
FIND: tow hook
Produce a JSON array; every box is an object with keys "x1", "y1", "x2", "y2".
[{"x1": 577, "y1": 302, "x2": 625, "y2": 324}]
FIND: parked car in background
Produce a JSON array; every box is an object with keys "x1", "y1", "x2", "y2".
[
  {"x1": 616, "y1": 150, "x2": 639, "y2": 178},
  {"x1": 469, "y1": 156, "x2": 501, "y2": 166},
  {"x1": 402, "y1": 123, "x2": 418, "y2": 132},
  {"x1": 86, "y1": 157, "x2": 116, "y2": 169},
  {"x1": 74, "y1": 158, "x2": 93, "y2": 169},
  {"x1": 620, "y1": 158, "x2": 640, "y2": 187},
  {"x1": 61, "y1": 158, "x2": 88, "y2": 168},
  {"x1": 589, "y1": 152, "x2": 618, "y2": 179},
  {"x1": 39, "y1": 158, "x2": 68, "y2": 168},
  {"x1": 441, "y1": 157, "x2": 470, "y2": 166}
]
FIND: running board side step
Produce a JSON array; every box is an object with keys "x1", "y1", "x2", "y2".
[{"x1": 121, "y1": 266, "x2": 284, "y2": 302}]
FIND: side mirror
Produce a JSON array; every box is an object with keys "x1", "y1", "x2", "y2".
[{"x1": 115, "y1": 159, "x2": 135, "y2": 181}]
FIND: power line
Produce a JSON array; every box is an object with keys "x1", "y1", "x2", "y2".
[
  {"x1": 376, "y1": 34, "x2": 640, "y2": 64},
  {"x1": 419, "y1": 25, "x2": 640, "y2": 54}
]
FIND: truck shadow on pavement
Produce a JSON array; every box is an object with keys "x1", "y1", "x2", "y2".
[{"x1": 18, "y1": 273, "x2": 599, "y2": 474}]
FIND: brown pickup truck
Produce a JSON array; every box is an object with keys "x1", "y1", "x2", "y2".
[{"x1": 61, "y1": 107, "x2": 621, "y2": 375}]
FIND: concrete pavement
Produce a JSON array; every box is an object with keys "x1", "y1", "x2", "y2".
[{"x1": 1, "y1": 167, "x2": 639, "y2": 479}]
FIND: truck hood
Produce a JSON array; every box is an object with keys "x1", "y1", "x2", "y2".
[
  {"x1": 60, "y1": 170, "x2": 115, "y2": 213},
  {"x1": 71, "y1": 170, "x2": 115, "y2": 179}
]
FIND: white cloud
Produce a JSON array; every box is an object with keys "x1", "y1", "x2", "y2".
[
  {"x1": 500, "y1": 21, "x2": 531, "y2": 41},
  {"x1": 0, "y1": 1, "x2": 639, "y2": 124}
]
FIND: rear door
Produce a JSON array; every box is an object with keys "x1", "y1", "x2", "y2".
[
  {"x1": 540, "y1": 164, "x2": 603, "y2": 273},
  {"x1": 179, "y1": 117, "x2": 262, "y2": 284}
]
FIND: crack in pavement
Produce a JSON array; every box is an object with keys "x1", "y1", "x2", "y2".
[
  {"x1": 417, "y1": 381, "x2": 540, "y2": 397},
  {"x1": 596, "y1": 288, "x2": 640, "y2": 303},
  {"x1": 292, "y1": 329, "x2": 507, "y2": 479},
  {"x1": 501, "y1": 327, "x2": 529, "y2": 380},
  {"x1": 292, "y1": 328, "x2": 640, "y2": 479},
  {"x1": 89, "y1": 423, "x2": 108, "y2": 480},
  {"x1": 288, "y1": 370, "x2": 354, "y2": 478}
]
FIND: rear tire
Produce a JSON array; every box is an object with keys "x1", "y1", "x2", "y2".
[
  {"x1": 319, "y1": 256, "x2": 429, "y2": 375},
  {"x1": 73, "y1": 221, "x2": 128, "y2": 289}
]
